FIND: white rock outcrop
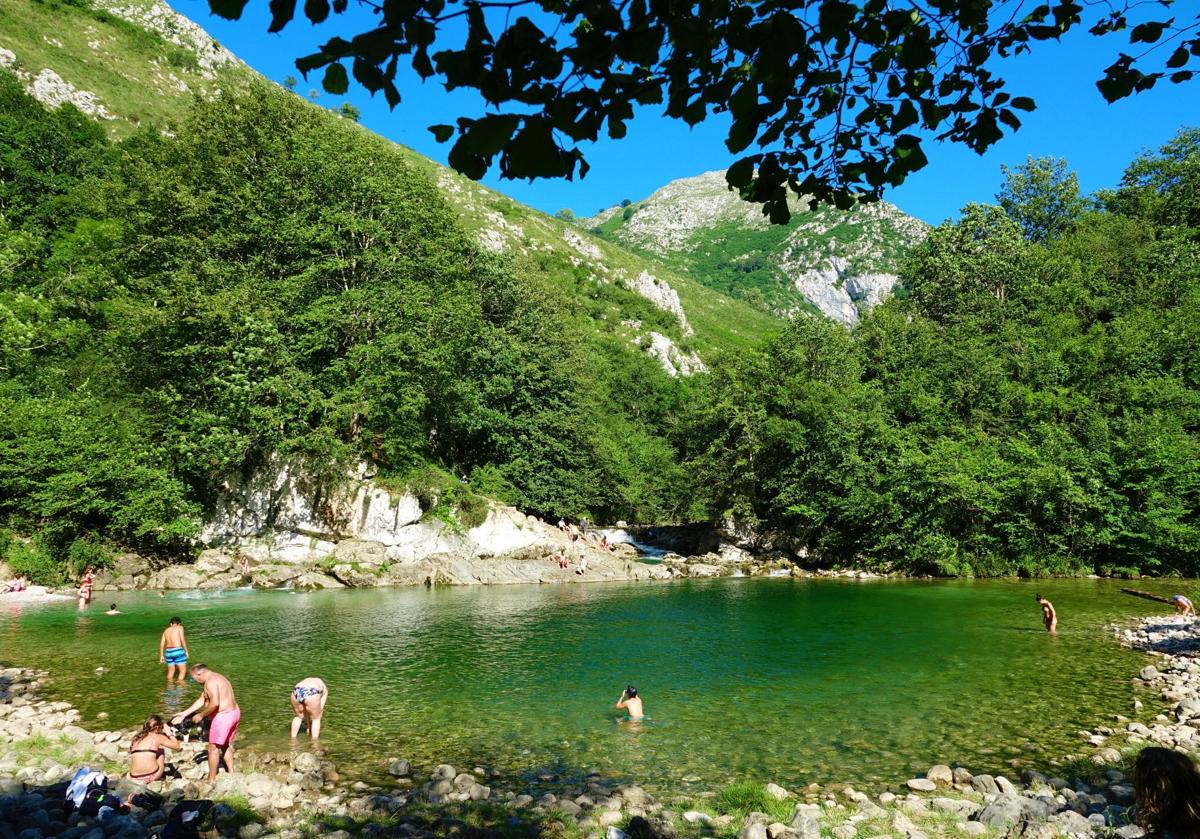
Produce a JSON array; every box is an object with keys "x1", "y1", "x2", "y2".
[
  {"x1": 624, "y1": 271, "x2": 694, "y2": 336},
  {"x1": 791, "y1": 256, "x2": 900, "y2": 325},
  {"x1": 643, "y1": 331, "x2": 707, "y2": 378},
  {"x1": 92, "y1": 0, "x2": 239, "y2": 79},
  {"x1": 200, "y1": 460, "x2": 560, "y2": 565}
]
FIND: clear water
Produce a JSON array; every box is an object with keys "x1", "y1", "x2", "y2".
[{"x1": 0, "y1": 577, "x2": 1182, "y2": 793}]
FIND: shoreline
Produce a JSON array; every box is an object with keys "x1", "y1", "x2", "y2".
[{"x1": 4, "y1": 615, "x2": 1199, "y2": 839}]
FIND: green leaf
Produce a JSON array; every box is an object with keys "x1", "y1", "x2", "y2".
[
  {"x1": 726, "y1": 158, "x2": 755, "y2": 189},
  {"x1": 1130, "y1": 20, "x2": 1171, "y2": 44},
  {"x1": 428, "y1": 124, "x2": 454, "y2": 143},
  {"x1": 1010, "y1": 96, "x2": 1036, "y2": 111},
  {"x1": 304, "y1": 0, "x2": 331, "y2": 24},
  {"x1": 267, "y1": 0, "x2": 296, "y2": 33},
  {"x1": 208, "y1": 0, "x2": 250, "y2": 20},
  {"x1": 322, "y1": 63, "x2": 349, "y2": 95}
]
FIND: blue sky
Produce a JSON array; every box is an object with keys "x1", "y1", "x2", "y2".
[{"x1": 171, "y1": 1, "x2": 1197, "y2": 225}]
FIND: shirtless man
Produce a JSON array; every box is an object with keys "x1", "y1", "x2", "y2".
[
  {"x1": 159, "y1": 617, "x2": 190, "y2": 683},
  {"x1": 171, "y1": 664, "x2": 239, "y2": 782},
  {"x1": 1174, "y1": 594, "x2": 1197, "y2": 617},
  {"x1": 1035, "y1": 593, "x2": 1057, "y2": 633},
  {"x1": 616, "y1": 685, "x2": 644, "y2": 720},
  {"x1": 290, "y1": 677, "x2": 328, "y2": 740}
]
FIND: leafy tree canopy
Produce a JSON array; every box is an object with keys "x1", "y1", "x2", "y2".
[{"x1": 210, "y1": 0, "x2": 1199, "y2": 221}]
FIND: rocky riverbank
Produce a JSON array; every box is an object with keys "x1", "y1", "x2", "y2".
[{"x1": 6, "y1": 613, "x2": 1198, "y2": 839}]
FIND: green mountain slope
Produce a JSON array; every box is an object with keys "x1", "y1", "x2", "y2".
[
  {"x1": 585, "y1": 171, "x2": 930, "y2": 323},
  {"x1": 0, "y1": 0, "x2": 778, "y2": 377}
]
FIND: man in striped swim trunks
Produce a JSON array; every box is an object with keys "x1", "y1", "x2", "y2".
[{"x1": 159, "y1": 617, "x2": 190, "y2": 683}]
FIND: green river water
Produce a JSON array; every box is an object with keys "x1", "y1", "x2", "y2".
[{"x1": 0, "y1": 577, "x2": 1186, "y2": 793}]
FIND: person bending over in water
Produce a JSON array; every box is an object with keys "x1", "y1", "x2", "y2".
[
  {"x1": 1174, "y1": 594, "x2": 1197, "y2": 617},
  {"x1": 160, "y1": 617, "x2": 189, "y2": 683},
  {"x1": 1035, "y1": 593, "x2": 1057, "y2": 633},
  {"x1": 616, "y1": 685, "x2": 644, "y2": 720},
  {"x1": 128, "y1": 714, "x2": 179, "y2": 783},
  {"x1": 1134, "y1": 746, "x2": 1200, "y2": 838},
  {"x1": 171, "y1": 664, "x2": 239, "y2": 782},
  {"x1": 290, "y1": 677, "x2": 328, "y2": 740}
]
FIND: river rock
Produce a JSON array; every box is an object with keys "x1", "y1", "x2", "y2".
[
  {"x1": 387, "y1": 759, "x2": 410, "y2": 777},
  {"x1": 737, "y1": 824, "x2": 768, "y2": 839},
  {"x1": 905, "y1": 779, "x2": 936, "y2": 792},
  {"x1": 1050, "y1": 811, "x2": 1094, "y2": 836},
  {"x1": 931, "y1": 798, "x2": 978, "y2": 818},
  {"x1": 926, "y1": 765, "x2": 953, "y2": 786},
  {"x1": 1140, "y1": 665, "x2": 1159, "y2": 681},
  {"x1": 291, "y1": 753, "x2": 321, "y2": 775},
  {"x1": 431, "y1": 764, "x2": 456, "y2": 781},
  {"x1": 974, "y1": 795, "x2": 1052, "y2": 827},
  {"x1": 994, "y1": 776, "x2": 1017, "y2": 795},
  {"x1": 831, "y1": 825, "x2": 855, "y2": 839},
  {"x1": 765, "y1": 783, "x2": 789, "y2": 800},
  {"x1": 960, "y1": 824, "x2": 986, "y2": 838},
  {"x1": 951, "y1": 767, "x2": 973, "y2": 785},
  {"x1": 686, "y1": 564, "x2": 722, "y2": 578}
]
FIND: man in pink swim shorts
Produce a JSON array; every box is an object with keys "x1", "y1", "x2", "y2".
[{"x1": 172, "y1": 663, "x2": 240, "y2": 782}]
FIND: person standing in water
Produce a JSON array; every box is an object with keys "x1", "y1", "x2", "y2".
[
  {"x1": 1035, "y1": 593, "x2": 1057, "y2": 633},
  {"x1": 78, "y1": 567, "x2": 95, "y2": 609},
  {"x1": 1173, "y1": 594, "x2": 1197, "y2": 617},
  {"x1": 616, "y1": 685, "x2": 644, "y2": 720},
  {"x1": 159, "y1": 617, "x2": 190, "y2": 683},
  {"x1": 290, "y1": 677, "x2": 328, "y2": 740},
  {"x1": 172, "y1": 664, "x2": 239, "y2": 783}
]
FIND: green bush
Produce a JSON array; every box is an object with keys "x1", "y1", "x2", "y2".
[
  {"x1": 713, "y1": 781, "x2": 794, "y2": 823},
  {"x1": 4, "y1": 538, "x2": 63, "y2": 585}
]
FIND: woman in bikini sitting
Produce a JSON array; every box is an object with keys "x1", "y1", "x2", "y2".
[
  {"x1": 128, "y1": 714, "x2": 179, "y2": 783},
  {"x1": 290, "y1": 677, "x2": 329, "y2": 740}
]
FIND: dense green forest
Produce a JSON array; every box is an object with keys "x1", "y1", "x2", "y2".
[
  {"x1": 683, "y1": 133, "x2": 1200, "y2": 577},
  {"x1": 2, "y1": 67, "x2": 1198, "y2": 579},
  {"x1": 0, "y1": 74, "x2": 693, "y2": 579}
]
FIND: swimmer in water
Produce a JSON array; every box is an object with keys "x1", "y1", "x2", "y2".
[
  {"x1": 1036, "y1": 593, "x2": 1057, "y2": 633},
  {"x1": 1174, "y1": 594, "x2": 1197, "y2": 617},
  {"x1": 616, "y1": 684, "x2": 644, "y2": 720}
]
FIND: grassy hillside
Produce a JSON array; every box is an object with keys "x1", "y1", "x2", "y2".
[
  {"x1": 0, "y1": 0, "x2": 253, "y2": 135},
  {"x1": 585, "y1": 171, "x2": 930, "y2": 324}
]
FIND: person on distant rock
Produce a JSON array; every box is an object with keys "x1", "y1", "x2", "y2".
[
  {"x1": 159, "y1": 617, "x2": 190, "y2": 683},
  {"x1": 1035, "y1": 593, "x2": 1057, "y2": 633},
  {"x1": 290, "y1": 677, "x2": 329, "y2": 740},
  {"x1": 105, "y1": 603, "x2": 121, "y2": 615},
  {"x1": 1134, "y1": 746, "x2": 1200, "y2": 838},
  {"x1": 128, "y1": 714, "x2": 179, "y2": 784},
  {"x1": 1173, "y1": 594, "x2": 1197, "y2": 617},
  {"x1": 568, "y1": 523, "x2": 579, "y2": 543},
  {"x1": 576, "y1": 554, "x2": 588, "y2": 575},
  {"x1": 78, "y1": 567, "x2": 95, "y2": 609},
  {"x1": 557, "y1": 518, "x2": 566, "y2": 531},
  {"x1": 172, "y1": 663, "x2": 239, "y2": 783},
  {"x1": 0, "y1": 574, "x2": 26, "y2": 594},
  {"x1": 616, "y1": 685, "x2": 644, "y2": 721},
  {"x1": 581, "y1": 516, "x2": 589, "y2": 535}
]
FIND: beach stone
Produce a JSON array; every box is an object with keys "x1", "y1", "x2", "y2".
[
  {"x1": 831, "y1": 825, "x2": 855, "y2": 839},
  {"x1": 926, "y1": 765, "x2": 953, "y2": 787},
  {"x1": 1001, "y1": 822, "x2": 1057, "y2": 839},
  {"x1": 238, "y1": 826, "x2": 265, "y2": 839},
  {"x1": 599, "y1": 811, "x2": 624, "y2": 827},
  {"x1": 960, "y1": 825, "x2": 986, "y2": 838},
  {"x1": 765, "y1": 824, "x2": 789, "y2": 839},
  {"x1": 431, "y1": 765, "x2": 455, "y2": 781},
  {"x1": 510, "y1": 795, "x2": 533, "y2": 809},
  {"x1": 1050, "y1": 811, "x2": 1093, "y2": 836},
  {"x1": 1114, "y1": 826, "x2": 1144, "y2": 839},
  {"x1": 606, "y1": 830, "x2": 628, "y2": 839},
  {"x1": 951, "y1": 768, "x2": 973, "y2": 786},
  {"x1": 765, "y1": 783, "x2": 789, "y2": 800},
  {"x1": 291, "y1": 753, "x2": 321, "y2": 775},
  {"x1": 790, "y1": 808, "x2": 820, "y2": 839},
  {"x1": 1140, "y1": 666, "x2": 1159, "y2": 681},
  {"x1": 931, "y1": 798, "x2": 978, "y2": 818},
  {"x1": 387, "y1": 760, "x2": 410, "y2": 777},
  {"x1": 905, "y1": 779, "x2": 935, "y2": 792},
  {"x1": 737, "y1": 823, "x2": 768, "y2": 839},
  {"x1": 994, "y1": 776, "x2": 1017, "y2": 796},
  {"x1": 468, "y1": 784, "x2": 489, "y2": 801},
  {"x1": 889, "y1": 811, "x2": 917, "y2": 836},
  {"x1": 1107, "y1": 784, "x2": 1135, "y2": 805},
  {"x1": 975, "y1": 795, "x2": 1052, "y2": 828}
]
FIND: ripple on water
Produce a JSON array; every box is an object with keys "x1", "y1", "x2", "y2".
[{"x1": 0, "y1": 577, "x2": 1175, "y2": 792}]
